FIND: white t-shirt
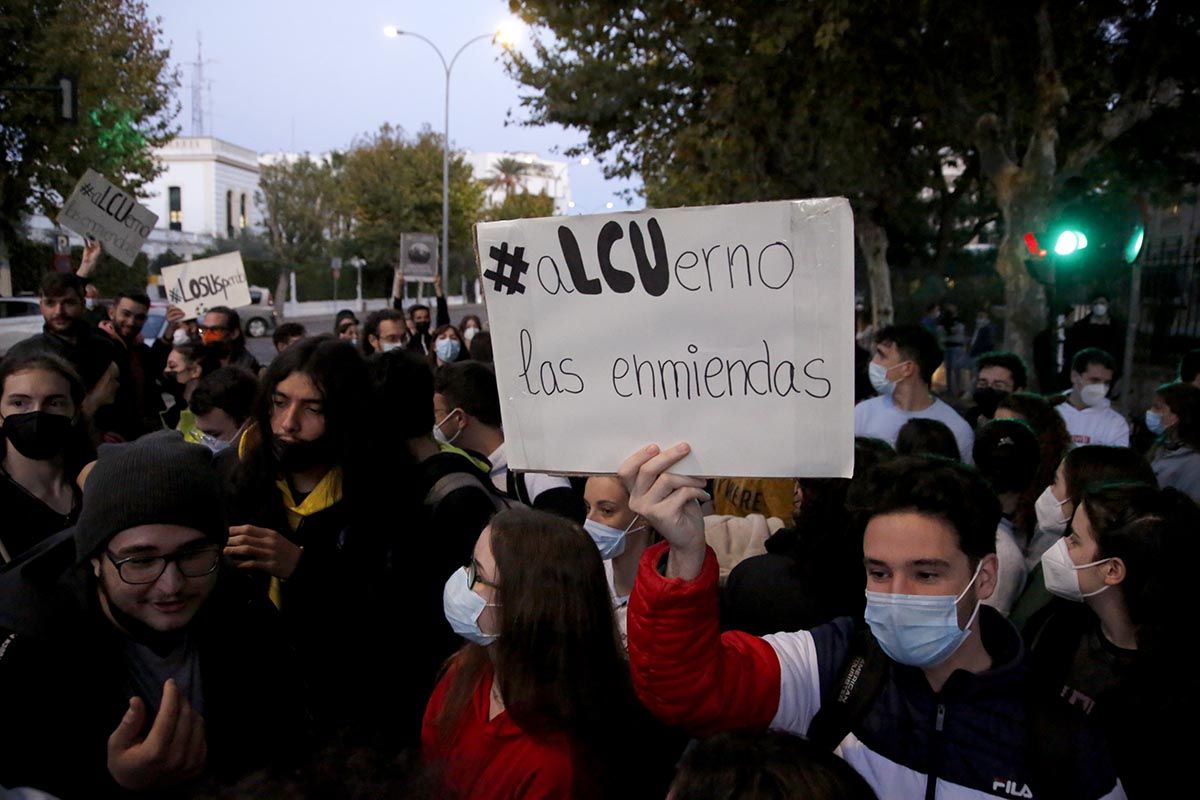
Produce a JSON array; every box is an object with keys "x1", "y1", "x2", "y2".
[
  {"x1": 985, "y1": 518, "x2": 1027, "y2": 616},
  {"x1": 603, "y1": 558, "x2": 630, "y2": 649},
  {"x1": 853, "y1": 394, "x2": 975, "y2": 462},
  {"x1": 1055, "y1": 400, "x2": 1130, "y2": 447}
]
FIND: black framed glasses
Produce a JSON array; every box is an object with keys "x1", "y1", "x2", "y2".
[
  {"x1": 466, "y1": 557, "x2": 499, "y2": 591},
  {"x1": 105, "y1": 544, "x2": 221, "y2": 585}
]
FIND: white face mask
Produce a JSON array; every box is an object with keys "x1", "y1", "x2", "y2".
[
  {"x1": 380, "y1": 340, "x2": 404, "y2": 353},
  {"x1": 584, "y1": 516, "x2": 647, "y2": 560},
  {"x1": 443, "y1": 566, "x2": 499, "y2": 646},
  {"x1": 1040, "y1": 538, "x2": 1112, "y2": 602},
  {"x1": 433, "y1": 408, "x2": 462, "y2": 446},
  {"x1": 1079, "y1": 383, "x2": 1109, "y2": 408},
  {"x1": 463, "y1": 327, "x2": 479, "y2": 343},
  {"x1": 1092, "y1": 303, "x2": 1109, "y2": 318},
  {"x1": 1034, "y1": 485, "x2": 1071, "y2": 535},
  {"x1": 869, "y1": 360, "x2": 910, "y2": 396},
  {"x1": 172, "y1": 327, "x2": 192, "y2": 346}
]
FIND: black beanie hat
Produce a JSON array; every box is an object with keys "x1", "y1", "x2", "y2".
[{"x1": 74, "y1": 430, "x2": 228, "y2": 563}]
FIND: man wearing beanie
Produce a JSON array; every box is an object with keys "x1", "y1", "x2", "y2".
[{"x1": 0, "y1": 432, "x2": 305, "y2": 796}]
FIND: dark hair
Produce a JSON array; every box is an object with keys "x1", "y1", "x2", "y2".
[
  {"x1": 171, "y1": 342, "x2": 221, "y2": 378},
  {"x1": 874, "y1": 324, "x2": 942, "y2": 385},
  {"x1": 434, "y1": 508, "x2": 634, "y2": 787},
  {"x1": 190, "y1": 367, "x2": 258, "y2": 426},
  {"x1": 1155, "y1": 381, "x2": 1200, "y2": 451},
  {"x1": 407, "y1": 303, "x2": 430, "y2": 319},
  {"x1": 1081, "y1": 483, "x2": 1198, "y2": 668},
  {"x1": 38, "y1": 272, "x2": 85, "y2": 301},
  {"x1": 995, "y1": 391, "x2": 1072, "y2": 495},
  {"x1": 334, "y1": 310, "x2": 358, "y2": 336},
  {"x1": 361, "y1": 309, "x2": 406, "y2": 356},
  {"x1": 895, "y1": 418, "x2": 960, "y2": 460},
  {"x1": 1179, "y1": 349, "x2": 1200, "y2": 384},
  {"x1": 975, "y1": 351, "x2": 1028, "y2": 390},
  {"x1": 973, "y1": 419, "x2": 1041, "y2": 540},
  {"x1": 369, "y1": 348, "x2": 435, "y2": 439},
  {"x1": 460, "y1": 314, "x2": 483, "y2": 332},
  {"x1": 860, "y1": 456, "x2": 1001, "y2": 566},
  {"x1": 467, "y1": 331, "x2": 493, "y2": 365},
  {"x1": 0, "y1": 352, "x2": 95, "y2": 477},
  {"x1": 434, "y1": 362, "x2": 501, "y2": 428},
  {"x1": 235, "y1": 338, "x2": 373, "y2": 504},
  {"x1": 670, "y1": 730, "x2": 879, "y2": 800},
  {"x1": 272, "y1": 322, "x2": 306, "y2": 349},
  {"x1": 113, "y1": 289, "x2": 151, "y2": 308},
  {"x1": 1071, "y1": 347, "x2": 1116, "y2": 375},
  {"x1": 428, "y1": 324, "x2": 466, "y2": 368},
  {"x1": 1063, "y1": 445, "x2": 1157, "y2": 505}
]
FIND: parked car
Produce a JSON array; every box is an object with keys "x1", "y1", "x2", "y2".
[
  {"x1": 140, "y1": 284, "x2": 277, "y2": 340},
  {"x1": 0, "y1": 296, "x2": 45, "y2": 355}
]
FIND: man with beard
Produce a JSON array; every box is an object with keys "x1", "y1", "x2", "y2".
[
  {"x1": 966, "y1": 352, "x2": 1028, "y2": 430},
  {"x1": 199, "y1": 306, "x2": 262, "y2": 375},
  {"x1": 0, "y1": 432, "x2": 303, "y2": 796},
  {"x1": 97, "y1": 290, "x2": 172, "y2": 440}
]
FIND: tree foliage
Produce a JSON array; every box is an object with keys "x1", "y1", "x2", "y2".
[
  {"x1": 0, "y1": 0, "x2": 178, "y2": 240},
  {"x1": 506, "y1": 0, "x2": 1200, "y2": 359},
  {"x1": 488, "y1": 156, "x2": 534, "y2": 192},
  {"x1": 481, "y1": 190, "x2": 555, "y2": 221}
]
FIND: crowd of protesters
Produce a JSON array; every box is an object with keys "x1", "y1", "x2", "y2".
[{"x1": 1, "y1": 246, "x2": 1197, "y2": 799}]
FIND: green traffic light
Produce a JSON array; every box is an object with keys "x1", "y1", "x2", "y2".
[
  {"x1": 1053, "y1": 230, "x2": 1088, "y2": 256},
  {"x1": 1125, "y1": 224, "x2": 1145, "y2": 263}
]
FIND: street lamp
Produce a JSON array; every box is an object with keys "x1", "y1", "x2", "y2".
[{"x1": 384, "y1": 21, "x2": 521, "y2": 289}]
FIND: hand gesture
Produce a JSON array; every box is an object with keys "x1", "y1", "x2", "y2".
[
  {"x1": 107, "y1": 679, "x2": 206, "y2": 791},
  {"x1": 78, "y1": 237, "x2": 103, "y2": 277},
  {"x1": 618, "y1": 443, "x2": 710, "y2": 580},
  {"x1": 161, "y1": 305, "x2": 186, "y2": 341},
  {"x1": 225, "y1": 524, "x2": 302, "y2": 578}
]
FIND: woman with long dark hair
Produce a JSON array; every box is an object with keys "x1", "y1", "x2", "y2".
[
  {"x1": 1146, "y1": 380, "x2": 1200, "y2": 503},
  {"x1": 1027, "y1": 482, "x2": 1199, "y2": 796},
  {"x1": 0, "y1": 352, "x2": 94, "y2": 563},
  {"x1": 159, "y1": 341, "x2": 220, "y2": 437},
  {"x1": 424, "y1": 507, "x2": 670, "y2": 799}
]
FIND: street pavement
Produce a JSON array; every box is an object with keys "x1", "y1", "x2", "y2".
[{"x1": 246, "y1": 302, "x2": 488, "y2": 366}]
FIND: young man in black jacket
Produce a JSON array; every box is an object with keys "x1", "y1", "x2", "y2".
[{"x1": 0, "y1": 432, "x2": 304, "y2": 797}]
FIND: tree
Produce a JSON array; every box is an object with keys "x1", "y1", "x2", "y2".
[
  {"x1": 487, "y1": 156, "x2": 534, "y2": 193},
  {"x1": 339, "y1": 124, "x2": 485, "y2": 291},
  {"x1": 507, "y1": 1, "x2": 1200, "y2": 365},
  {"x1": 256, "y1": 156, "x2": 339, "y2": 318},
  {"x1": 1, "y1": 0, "x2": 178, "y2": 281},
  {"x1": 481, "y1": 190, "x2": 555, "y2": 221}
]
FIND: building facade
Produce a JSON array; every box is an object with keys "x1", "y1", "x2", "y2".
[{"x1": 462, "y1": 151, "x2": 572, "y2": 215}]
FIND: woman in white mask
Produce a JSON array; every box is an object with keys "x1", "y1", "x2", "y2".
[
  {"x1": 1026, "y1": 482, "x2": 1197, "y2": 797},
  {"x1": 427, "y1": 507, "x2": 671, "y2": 799},
  {"x1": 583, "y1": 475, "x2": 657, "y2": 645},
  {"x1": 1010, "y1": 445, "x2": 1156, "y2": 630},
  {"x1": 1147, "y1": 381, "x2": 1200, "y2": 504}
]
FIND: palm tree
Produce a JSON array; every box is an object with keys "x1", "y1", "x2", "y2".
[{"x1": 488, "y1": 157, "x2": 533, "y2": 194}]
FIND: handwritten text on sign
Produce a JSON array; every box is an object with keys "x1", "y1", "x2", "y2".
[
  {"x1": 474, "y1": 199, "x2": 855, "y2": 478},
  {"x1": 160, "y1": 252, "x2": 252, "y2": 321},
  {"x1": 57, "y1": 169, "x2": 159, "y2": 267}
]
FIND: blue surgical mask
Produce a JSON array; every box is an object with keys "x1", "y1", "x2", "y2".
[
  {"x1": 868, "y1": 360, "x2": 910, "y2": 396},
  {"x1": 1145, "y1": 410, "x2": 1166, "y2": 436},
  {"x1": 864, "y1": 562, "x2": 983, "y2": 668},
  {"x1": 197, "y1": 432, "x2": 231, "y2": 454},
  {"x1": 436, "y1": 337, "x2": 461, "y2": 363},
  {"x1": 584, "y1": 516, "x2": 647, "y2": 560},
  {"x1": 443, "y1": 566, "x2": 499, "y2": 646}
]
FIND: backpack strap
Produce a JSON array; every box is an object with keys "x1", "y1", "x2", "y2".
[
  {"x1": 425, "y1": 471, "x2": 511, "y2": 513},
  {"x1": 806, "y1": 627, "x2": 890, "y2": 750}
]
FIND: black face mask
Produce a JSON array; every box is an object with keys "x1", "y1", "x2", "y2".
[
  {"x1": 972, "y1": 387, "x2": 1008, "y2": 419},
  {"x1": 1, "y1": 411, "x2": 74, "y2": 460},
  {"x1": 272, "y1": 436, "x2": 335, "y2": 474},
  {"x1": 161, "y1": 372, "x2": 187, "y2": 397},
  {"x1": 414, "y1": 321, "x2": 431, "y2": 336}
]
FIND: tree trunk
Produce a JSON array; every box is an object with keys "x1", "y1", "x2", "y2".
[
  {"x1": 274, "y1": 267, "x2": 290, "y2": 320},
  {"x1": 0, "y1": 231, "x2": 12, "y2": 297},
  {"x1": 993, "y1": 214, "x2": 1047, "y2": 368},
  {"x1": 857, "y1": 215, "x2": 894, "y2": 329}
]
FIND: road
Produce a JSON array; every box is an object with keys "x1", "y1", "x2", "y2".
[{"x1": 246, "y1": 302, "x2": 488, "y2": 366}]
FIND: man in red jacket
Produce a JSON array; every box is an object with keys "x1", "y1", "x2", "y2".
[{"x1": 620, "y1": 442, "x2": 1125, "y2": 800}]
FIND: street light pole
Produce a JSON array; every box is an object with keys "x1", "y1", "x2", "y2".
[{"x1": 386, "y1": 30, "x2": 492, "y2": 290}]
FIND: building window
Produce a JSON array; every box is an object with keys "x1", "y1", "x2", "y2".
[
  {"x1": 226, "y1": 190, "x2": 234, "y2": 238},
  {"x1": 239, "y1": 193, "x2": 247, "y2": 229},
  {"x1": 168, "y1": 186, "x2": 182, "y2": 231}
]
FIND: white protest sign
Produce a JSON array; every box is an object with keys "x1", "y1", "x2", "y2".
[
  {"x1": 57, "y1": 169, "x2": 158, "y2": 266},
  {"x1": 160, "y1": 252, "x2": 252, "y2": 321},
  {"x1": 474, "y1": 199, "x2": 855, "y2": 478}
]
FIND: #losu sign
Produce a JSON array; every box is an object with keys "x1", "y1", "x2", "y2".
[{"x1": 474, "y1": 199, "x2": 855, "y2": 478}]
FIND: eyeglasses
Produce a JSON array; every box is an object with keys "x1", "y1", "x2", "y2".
[
  {"x1": 975, "y1": 379, "x2": 1014, "y2": 392},
  {"x1": 104, "y1": 544, "x2": 221, "y2": 585},
  {"x1": 197, "y1": 324, "x2": 229, "y2": 333},
  {"x1": 466, "y1": 557, "x2": 499, "y2": 591}
]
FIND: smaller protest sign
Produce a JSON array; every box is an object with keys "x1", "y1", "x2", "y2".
[
  {"x1": 57, "y1": 169, "x2": 158, "y2": 266},
  {"x1": 160, "y1": 252, "x2": 252, "y2": 320},
  {"x1": 399, "y1": 232, "x2": 438, "y2": 278}
]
